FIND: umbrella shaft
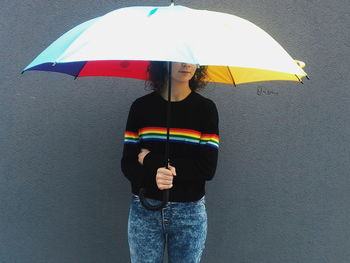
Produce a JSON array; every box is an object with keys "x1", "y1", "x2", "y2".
[
  {"x1": 165, "y1": 61, "x2": 172, "y2": 167},
  {"x1": 139, "y1": 61, "x2": 172, "y2": 210}
]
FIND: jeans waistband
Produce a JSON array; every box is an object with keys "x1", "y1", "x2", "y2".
[{"x1": 132, "y1": 194, "x2": 205, "y2": 206}]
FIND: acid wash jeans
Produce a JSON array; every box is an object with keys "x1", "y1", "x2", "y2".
[{"x1": 128, "y1": 194, "x2": 207, "y2": 263}]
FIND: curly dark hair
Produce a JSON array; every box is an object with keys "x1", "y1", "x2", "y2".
[{"x1": 145, "y1": 61, "x2": 208, "y2": 92}]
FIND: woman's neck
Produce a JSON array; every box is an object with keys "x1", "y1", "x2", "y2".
[{"x1": 160, "y1": 80, "x2": 192, "y2": 102}]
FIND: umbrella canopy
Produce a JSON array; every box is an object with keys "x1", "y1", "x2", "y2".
[
  {"x1": 22, "y1": 4, "x2": 309, "y2": 210},
  {"x1": 23, "y1": 4, "x2": 308, "y2": 84}
]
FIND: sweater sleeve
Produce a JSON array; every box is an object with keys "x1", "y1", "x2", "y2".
[
  {"x1": 121, "y1": 101, "x2": 157, "y2": 187},
  {"x1": 143, "y1": 99, "x2": 219, "y2": 182}
]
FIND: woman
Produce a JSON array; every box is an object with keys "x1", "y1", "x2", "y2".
[{"x1": 121, "y1": 61, "x2": 219, "y2": 263}]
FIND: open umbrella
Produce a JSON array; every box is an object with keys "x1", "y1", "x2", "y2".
[{"x1": 22, "y1": 2, "x2": 308, "y2": 210}]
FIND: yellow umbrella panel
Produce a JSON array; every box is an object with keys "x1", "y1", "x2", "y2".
[{"x1": 205, "y1": 60, "x2": 307, "y2": 85}]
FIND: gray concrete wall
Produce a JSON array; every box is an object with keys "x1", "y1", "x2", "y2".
[{"x1": 1, "y1": 0, "x2": 349, "y2": 262}]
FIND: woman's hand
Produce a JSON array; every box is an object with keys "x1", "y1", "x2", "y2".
[
  {"x1": 138, "y1": 148, "x2": 176, "y2": 190},
  {"x1": 138, "y1": 148, "x2": 150, "y2": 165},
  {"x1": 156, "y1": 165, "x2": 176, "y2": 190}
]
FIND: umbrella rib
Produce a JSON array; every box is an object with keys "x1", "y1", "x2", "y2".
[
  {"x1": 74, "y1": 61, "x2": 89, "y2": 79},
  {"x1": 295, "y1": 75, "x2": 304, "y2": 84},
  {"x1": 227, "y1": 66, "x2": 237, "y2": 87}
]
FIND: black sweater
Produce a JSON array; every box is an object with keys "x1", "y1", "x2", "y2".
[{"x1": 121, "y1": 91, "x2": 219, "y2": 202}]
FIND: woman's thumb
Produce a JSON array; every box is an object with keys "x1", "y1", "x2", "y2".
[{"x1": 167, "y1": 164, "x2": 176, "y2": 176}]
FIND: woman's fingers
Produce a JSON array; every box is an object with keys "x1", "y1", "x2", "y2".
[
  {"x1": 157, "y1": 184, "x2": 173, "y2": 191},
  {"x1": 138, "y1": 148, "x2": 150, "y2": 165},
  {"x1": 157, "y1": 177, "x2": 173, "y2": 184},
  {"x1": 140, "y1": 148, "x2": 150, "y2": 153},
  {"x1": 156, "y1": 167, "x2": 176, "y2": 190},
  {"x1": 156, "y1": 175, "x2": 173, "y2": 185},
  {"x1": 157, "y1": 167, "x2": 174, "y2": 175},
  {"x1": 156, "y1": 178, "x2": 173, "y2": 190},
  {"x1": 167, "y1": 165, "x2": 176, "y2": 176}
]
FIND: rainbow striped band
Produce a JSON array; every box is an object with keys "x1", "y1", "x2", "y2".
[{"x1": 124, "y1": 127, "x2": 219, "y2": 149}]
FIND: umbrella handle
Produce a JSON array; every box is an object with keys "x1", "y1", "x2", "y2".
[{"x1": 139, "y1": 188, "x2": 169, "y2": 210}]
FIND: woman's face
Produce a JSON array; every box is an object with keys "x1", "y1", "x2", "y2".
[{"x1": 171, "y1": 62, "x2": 197, "y2": 83}]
